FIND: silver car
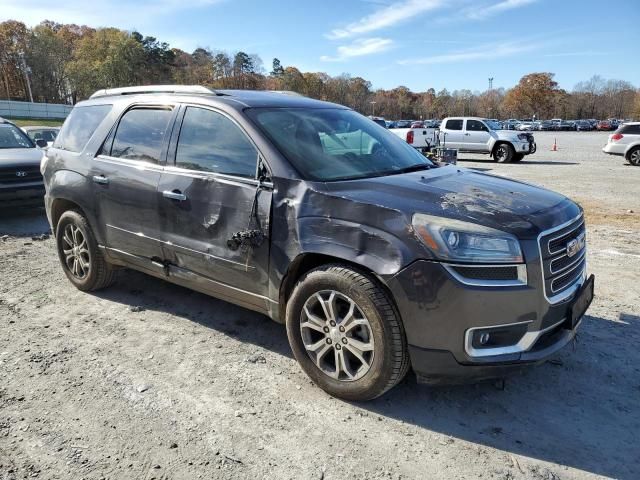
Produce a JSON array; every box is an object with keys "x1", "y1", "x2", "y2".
[{"x1": 603, "y1": 122, "x2": 640, "y2": 166}]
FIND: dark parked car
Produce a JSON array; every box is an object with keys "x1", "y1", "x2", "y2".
[
  {"x1": 42, "y1": 86, "x2": 594, "y2": 401},
  {"x1": 0, "y1": 117, "x2": 47, "y2": 207},
  {"x1": 574, "y1": 120, "x2": 592, "y2": 131},
  {"x1": 539, "y1": 121, "x2": 556, "y2": 131}
]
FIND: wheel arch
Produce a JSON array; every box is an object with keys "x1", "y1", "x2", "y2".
[{"x1": 278, "y1": 252, "x2": 398, "y2": 324}]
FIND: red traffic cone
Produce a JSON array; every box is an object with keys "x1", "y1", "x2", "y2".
[{"x1": 551, "y1": 138, "x2": 558, "y2": 151}]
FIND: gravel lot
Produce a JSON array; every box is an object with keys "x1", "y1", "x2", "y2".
[{"x1": 1, "y1": 131, "x2": 639, "y2": 480}]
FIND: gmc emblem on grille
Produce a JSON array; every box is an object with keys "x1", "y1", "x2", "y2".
[
  {"x1": 566, "y1": 233, "x2": 586, "y2": 258},
  {"x1": 15, "y1": 171, "x2": 27, "y2": 177}
]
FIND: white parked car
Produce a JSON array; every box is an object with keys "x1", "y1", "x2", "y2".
[
  {"x1": 602, "y1": 122, "x2": 640, "y2": 166},
  {"x1": 439, "y1": 117, "x2": 536, "y2": 162}
]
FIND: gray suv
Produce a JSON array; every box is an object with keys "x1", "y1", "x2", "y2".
[{"x1": 42, "y1": 86, "x2": 594, "y2": 401}]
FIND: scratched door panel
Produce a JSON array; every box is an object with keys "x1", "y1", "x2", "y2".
[{"x1": 157, "y1": 170, "x2": 271, "y2": 297}]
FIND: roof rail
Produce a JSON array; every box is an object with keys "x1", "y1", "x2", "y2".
[{"x1": 89, "y1": 85, "x2": 220, "y2": 99}]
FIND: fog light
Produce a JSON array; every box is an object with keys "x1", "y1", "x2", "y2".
[
  {"x1": 479, "y1": 332, "x2": 491, "y2": 345},
  {"x1": 470, "y1": 323, "x2": 529, "y2": 350}
]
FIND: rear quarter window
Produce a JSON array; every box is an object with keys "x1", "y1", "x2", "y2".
[
  {"x1": 54, "y1": 104, "x2": 112, "y2": 153},
  {"x1": 620, "y1": 124, "x2": 640, "y2": 135}
]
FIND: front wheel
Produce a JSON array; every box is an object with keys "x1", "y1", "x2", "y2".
[
  {"x1": 627, "y1": 147, "x2": 640, "y2": 166},
  {"x1": 286, "y1": 265, "x2": 410, "y2": 401},
  {"x1": 56, "y1": 210, "x2": 117, "y2": 291},
  {"x1": 493, "y1": 143, "x2": 515, "y2": 163}
]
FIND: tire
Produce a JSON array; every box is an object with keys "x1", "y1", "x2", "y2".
[
  {"x1": 493, "y1": 143, "x2": 515, "y2": 163},
  {"x1": 627, "y1": 147, "x2": 640, "y2": 166},
  {"x1": 55, "y1": 209, "x2": 117, "y2": 291},
  {"x1": 512, "y1": 153, "x2": 525, "y2": 162},
  {"x1": 286, "y1": 264, "x2": 409, "y2": 401}
]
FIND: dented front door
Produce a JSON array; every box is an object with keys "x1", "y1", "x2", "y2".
[
  {"x1": 156, "y1": 105, "x2": 272, "y2": 304},
  {"x1": 157, "y1": 168, "x2": 272, "y2": 300}
]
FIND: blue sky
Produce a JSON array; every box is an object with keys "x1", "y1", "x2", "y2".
[{"x1": 2, "y1": 0, "x2": 638, "y2": 92}]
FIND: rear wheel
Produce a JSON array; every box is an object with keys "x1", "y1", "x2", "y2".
[
  {"x1": 627, "y1": 147, "x2": 640, "y2": 166},
  {"x1": 286, "y1": 264, "x2": 409, "y2": 401},
  {"x1": 56, "y1": 210, "x2": 116, "y2": 291},
  {"x1": 493, "y1": 143, "x2": 515, "y2": 163}
]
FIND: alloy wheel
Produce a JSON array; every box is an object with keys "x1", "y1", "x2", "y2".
[
  {"x1": 61, "y1": 224, "x2": 90, "y2": 280},
  {"x1": 300, "y1": 290, "x2": 375, "y2": 382},
  {"x1": 630, "y1": 149, "x2": 640, "y2": 166}
]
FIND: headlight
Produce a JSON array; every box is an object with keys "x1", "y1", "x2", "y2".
[
  {"x1": 517, "y1": 133, "x2": 529, "y2": 140},
  {"x1": 412, "y1": 213, "x2": 523, "y2": 263}
]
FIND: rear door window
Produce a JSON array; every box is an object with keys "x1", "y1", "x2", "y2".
[
  {"x1": 54, "y1": 104, "x2": 112, "y2": 152},
  {"x1": 445, "y1": 119, "x2": 463, "y2": 130},
  {"x1": 109, "y1": 107, "x2": 173, "y2": 164}
]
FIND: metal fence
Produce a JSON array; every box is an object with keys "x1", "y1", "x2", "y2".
[{"x1": 0, "y1": 100, "x2": 72, "y2": 120}]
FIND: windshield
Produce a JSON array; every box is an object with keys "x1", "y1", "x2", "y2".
[
  {"x1": 247, "y1": 108, "x2": 434, "y2": 181},
  {"x1": 27, "y1": 129, "x2": 58, "y2": 142},
  {"x1": 0, "y1": 125, "x2": 34, "y2": 149},
  {"x1": 485, "y1": 120, "x2": 502, "y2": 130}
]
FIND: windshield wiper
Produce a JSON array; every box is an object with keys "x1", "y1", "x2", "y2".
[{"x1": 393, "y1": 163, "x2": 434, "y2": 175}]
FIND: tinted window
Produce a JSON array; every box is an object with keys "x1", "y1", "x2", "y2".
[
  {"x1": 54, "y1": 105, "x2": 111, "y2": 152},
  {"x1": 466, "y1": 120, "x2": 487, "y2": 131},
  {"x1": 247, "y1": 108, "x2": 434, "y2": 181},
  {"x1": 175, "y1": 107, "x2": 257, "y2": 177},
  {"x1": 111, "y1": 108, "x2": 172, "y2": 163},
  {"x1": 0, "y1": 125, "x2": 33, "y2": 149},
  {"x1": 620, "y1": 124, "x2": 640, "y2": 135},
  {"x1": 445, "y1": 119, "x2": 463, "y2": 130}
]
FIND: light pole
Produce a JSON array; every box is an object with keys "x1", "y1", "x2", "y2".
[
  {"x1": 370, "y1": 101, "x2": 376, "y2": 117},
  {"x1": 19, "y1": 52, "x2": 34, "y2": 103},
  {"x1": 488, "y1": 77, "x2": 494, "y2": 91}
]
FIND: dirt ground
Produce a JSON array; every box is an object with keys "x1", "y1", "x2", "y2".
[{"x1": 1, "y1": 131, "x2": 639, "y2": 480}]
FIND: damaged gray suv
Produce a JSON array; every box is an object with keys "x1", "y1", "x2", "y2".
[{"x1": 42, "y1": 86, "x2": 594, "y2": 401}]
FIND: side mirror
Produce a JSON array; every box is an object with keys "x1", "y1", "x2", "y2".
[{"x1": 35, "y1": 139, "x2": 48, "y2": 148}]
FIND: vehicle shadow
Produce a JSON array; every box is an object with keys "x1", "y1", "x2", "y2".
[
  {"x1": 362, "y1": 313, "x2": 640, "y2": 480},
  {"x1": 0, "y1": 206, "x2": 50, "y2": 237},
  {"x1": 93, "y1": 270, "x2": 639, "y2": 479},
  {"x1": 92, "y1": 269, "x2": 293, "y2": 359}
]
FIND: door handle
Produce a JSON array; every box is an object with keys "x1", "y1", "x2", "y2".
[
  {"x1": 464, "y1": 133, "x2": 471, "y2": 136},
  {"x1": 163, "y1": 190, "x2": 187, "y2": 201},
  {"x1": 92, "y1": 175, "x2": 109, "y2": 185}
]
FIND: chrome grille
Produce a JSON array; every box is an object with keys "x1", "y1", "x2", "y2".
[
  {"x1": 539, "y1": 216, "x2": 586, "y2": 303},
  {"x1": 0, "y1": 166, "x2": 42, "y2": 185}
]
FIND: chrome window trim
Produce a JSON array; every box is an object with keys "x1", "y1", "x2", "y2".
[
  {"x1": 464, "y1": 317, "x2": 566, "y2": 358},
  {"x1": 537, "y1": 214, "x2": 587, "y2": 305},
  {"x1": 95, "y1": 154, "x2": 165, "y2": 173},
  {"x1": 443, "y1": 263, "x2": 527, "y2": 287}
]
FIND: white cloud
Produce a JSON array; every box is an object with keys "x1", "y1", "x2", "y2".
[
  {"x1": 464, "y1": 0, "x2": 537, "y2": 20},
  {"x1": 321, "y1": 37, "x2": 394, "y2": 62},
  {"x1": 326, "y1": 0, "x2": 443, "y2": 39},
  {"x1": 398, "y1": 41, "x2": 536, "y2": 65},
  {"x1": 0, "y1": 0, "x2": 224, "y2": 29}
]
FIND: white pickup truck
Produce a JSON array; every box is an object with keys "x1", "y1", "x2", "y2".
[
  {"x1": 388, "y1": 125, "x2": 439, "y2": 152},
  {"x1": 439, "y1": 117, "x2": 536, "y2": 163}
]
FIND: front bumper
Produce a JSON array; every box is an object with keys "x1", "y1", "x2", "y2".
[
  {"x1": 514, "y1": 140, "x2": 536, "y2": 155},
  {"x1": 0, "y1": 183, "x2": 45, "y2": 207},
  {"x1": 387, "y1": 259, "x2": 588, "y2": 383}
]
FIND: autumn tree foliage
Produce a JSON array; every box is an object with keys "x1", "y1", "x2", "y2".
[{"x1": 0, "y1": 19, "x2": 637, "y2": 121}]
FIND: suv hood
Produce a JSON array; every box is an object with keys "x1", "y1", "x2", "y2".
[
  {"x1": 0, "y1": 147, "x2": 43, "y2": 168},
  {"x1": 321, "y1": 166, "x2": 580, "y2": 238}
]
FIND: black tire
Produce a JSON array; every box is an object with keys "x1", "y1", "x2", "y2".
[
  {"x1": 512, "y1": 153, "x2": 525, "y2": 162},
  {"x1": 627, "y1": 147, "x2": 640, "y2": 166},
  {"x1": 286, "y1": 264, "x2": 409, "y2": 401},
  {"x1": 493, "y1": 143, "x2": 515, "y2": 163},
  {"x1": 56, "y1": 210, "x2": 116, "y2": 291}
]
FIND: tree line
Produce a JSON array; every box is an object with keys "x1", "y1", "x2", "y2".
[{"x1": 1, "y1": 20, "x2": 639, "y2": 120}]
